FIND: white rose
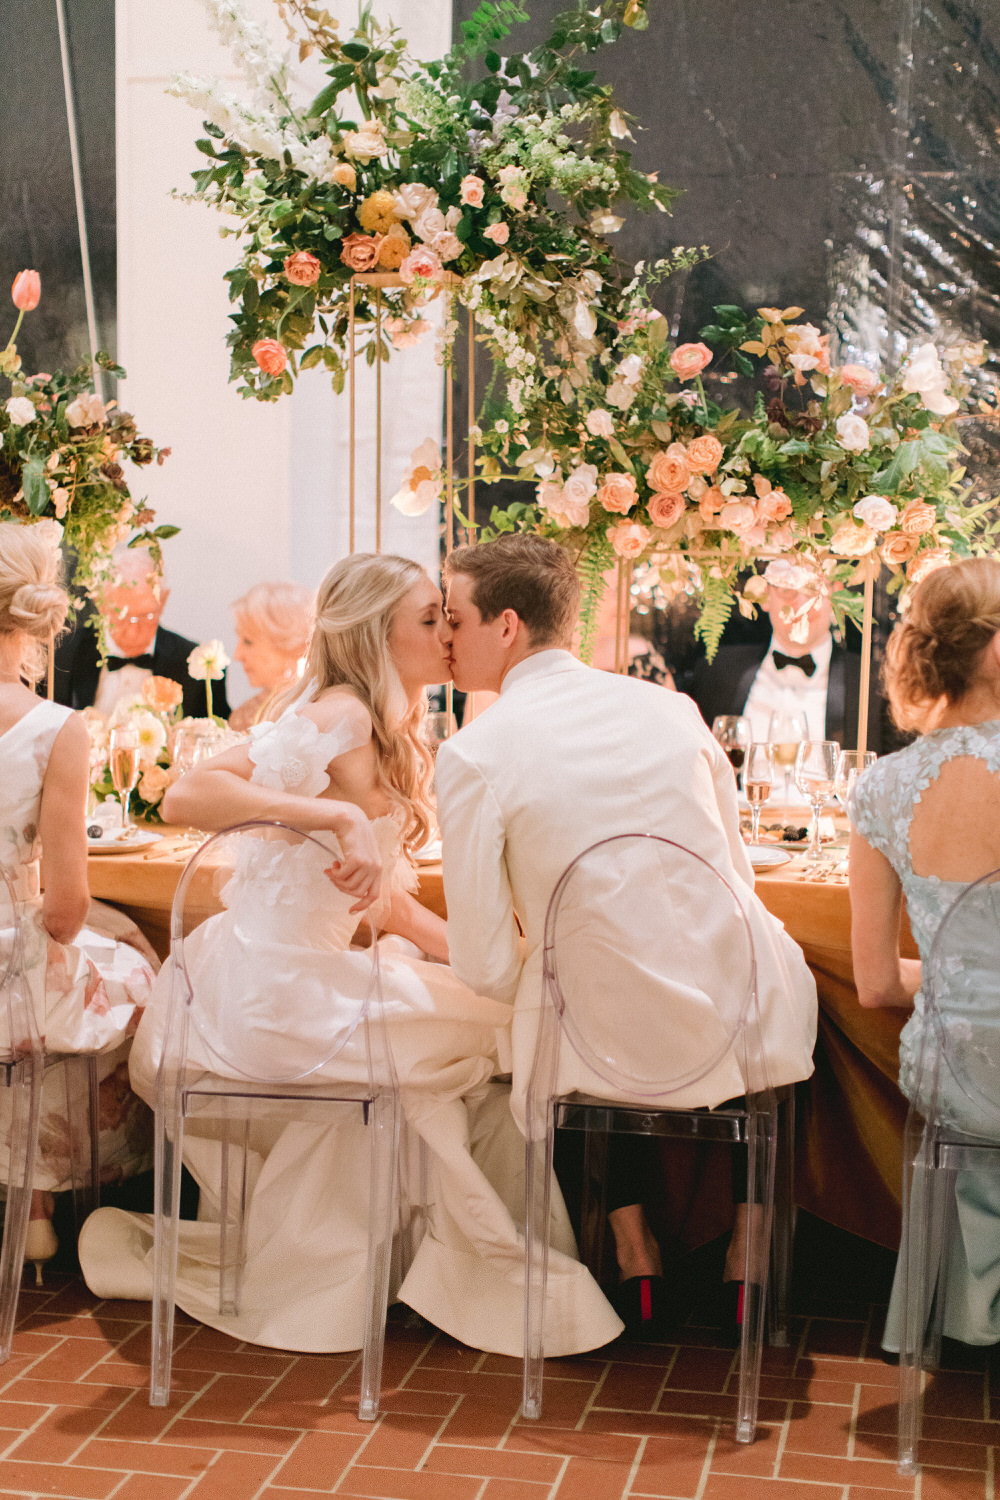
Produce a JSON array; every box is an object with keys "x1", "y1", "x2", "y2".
[
  {"x1": 719, "y1": 500, "x2": 757, "y2": 533},
  {"x1": 394, "y1": 182, "x2": 439, "y2": 225},
  {"x1": 5, "y1": 396, "x2": 36, "y2": 426},
  {"x1": 585, "y1": 410, "x2": 615, "y2": 438},
  {"x1": 764, "y1": 559, "x2": 817, "y2": 591},
  {"x1": 901, "y1": 343, "x2": 960, "y2": 416},
  {"x1": 65, "y1": 391, "x2": 106, "y2": 428},
  {"x1": 836, "y1": 413, "x2": 871, "y2": 452},
  {"x1": 784, "y1": 323, "x2": 824, "y2": 357},
  {"x1": 561, "y1": 463, "x2": 599, "y2": 509},
  {"x1": 853, "y1": 494, "x2": 898, "y2": 532},
  {"x1": 343, "y1": 122, "x2": 387, "y2": 163}
]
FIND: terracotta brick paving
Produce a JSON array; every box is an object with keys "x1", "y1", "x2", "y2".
[{"x1": 0, "y1": 1247, "x2": 995, "y2": 1499}]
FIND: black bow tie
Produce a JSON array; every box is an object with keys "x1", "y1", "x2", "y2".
[
  {"x1": 106, "y1": 653, "x2": 156, "y2": 672},
  {"x1": 772, "y1": 650, "x2": 817, "y2": 678}
]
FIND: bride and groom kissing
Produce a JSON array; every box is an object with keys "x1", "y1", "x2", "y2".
[{"x1": 80, "y1": 534, "x2": 817, "y2": 1358}]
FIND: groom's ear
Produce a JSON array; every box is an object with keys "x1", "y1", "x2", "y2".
[{"x1": 497, "y1": 608, "x2": 522, "y2": 646}]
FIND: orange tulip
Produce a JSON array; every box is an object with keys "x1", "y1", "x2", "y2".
[{"x1": 11, "y1": 270, "x2": 41, "y2": 311}]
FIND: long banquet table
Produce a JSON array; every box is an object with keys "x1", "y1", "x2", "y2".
[{"x1": 87, "y1": 828, "x2": 912, "y2": 1250}]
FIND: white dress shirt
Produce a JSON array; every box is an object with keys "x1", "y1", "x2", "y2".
[
  {"x1": 743, "y1": 632, "x2": 833, "y2": 744},
  {"x1": 93, "y1": 634, "x2": 158, "y2": 719}
]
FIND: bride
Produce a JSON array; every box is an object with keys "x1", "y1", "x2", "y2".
[{"x1": 80, "y1": 553, "x2": 621, "y2": 1356}]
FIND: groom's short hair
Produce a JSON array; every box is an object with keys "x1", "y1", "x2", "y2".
[{"x1": 446, "y1": 535, "x2": 579, "y2": 646}]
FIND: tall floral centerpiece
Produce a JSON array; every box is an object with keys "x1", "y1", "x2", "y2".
[{"x1": 0, "y1": 270, "x2": 174, "y2": 594}]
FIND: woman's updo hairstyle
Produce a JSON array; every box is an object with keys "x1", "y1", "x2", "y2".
[
  {"x1": 0, "y1": 522, "x2": 69, "y2": 681},
  {"x1": 885, "y1": 557, "x2": 1000, "y2": 733}
]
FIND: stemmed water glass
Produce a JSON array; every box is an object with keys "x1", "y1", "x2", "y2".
[
  {"x1": 834, "y1": 749, "x2": 877, "y2": 812},
  {"x1": 768, "y1": 709, "x2": 808, "y2": 805},
  {"x1": 108, "y1": 725, "x2": 141, "y2": 839},
  {"x1": 712, "y1": 715, "x2": 751, "y2": 776},
  {"x1": 794, "y1": 740, "x2": 840, "y2": 863},
  {"x1": 743, "y1": 742, "x2": 775, "y2": 847}
]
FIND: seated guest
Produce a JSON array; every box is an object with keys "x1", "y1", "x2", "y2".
[
  {"x1": 689, "y1": 559, "x2": 888, "y2": 750},
  {"x1": 848, "y1": 556, "x2": 1000, "y2": 1353},
  {"x1": 0, "y1": 523, "x2": 155, "y2": 1279},
  {"x1": 437, "y1": 536, "x2": 818, "y2": 1334},
  {"x1": 53, "y1": 545, "x2": 229, "y2": 720},
  {"x1": 228, "y1": 580, "x2": 314, "y2": 731}
]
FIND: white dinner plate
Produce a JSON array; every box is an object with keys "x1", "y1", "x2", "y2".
[
  {"x1": 86, "y1": 829, "x2": 162, "y2": 855},
  {"x1": 748, "y1": 846, "x2": 794, "y2": 871},
  {"x1": 414, "y1": 839, "x2": 442, "y2": 864}
]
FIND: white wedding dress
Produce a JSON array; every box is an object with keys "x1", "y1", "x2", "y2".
[{"x1": 79, "y1": 703, "x2": 622, "y2": 1356}]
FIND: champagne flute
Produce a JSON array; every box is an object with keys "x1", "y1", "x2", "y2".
[
  {"x1": 711, "y1": 715, "x2": 751, "y2": 776},
  {"x1": 794, "y1": 740, "x2": 839, "y2": 863},
  {"x1": 768, "y1": 709, "x2": 808, "y2": 805},
  {"x1": 743, "y1": 742, "x2": 774, "y2": 847},
  {"x1": 108, "y1": 725, "x2": 141, "y2": 839},
  {"x1": 834, "y1": 749, "x2": 877, "y2": 811}
]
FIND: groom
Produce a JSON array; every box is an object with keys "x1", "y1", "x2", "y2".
[{"x1": 435, "y1": 535, "x2": 817, "y2": 1303}]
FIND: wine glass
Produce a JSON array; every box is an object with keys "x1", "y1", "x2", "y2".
[
  {"x1": 768, "y1": 709, "x2": 809, "y2": 805},
  {"x1": 108, "y1": 725, "x2": 141, "y2": 839},
  {"x1": 711, "y1": 715, "x2": 751, "y2": 776},
  {"x1": 743, "y1": 742, "x2": 774, "y2": 847},
  {"x1": 422, "y1": 711, "x2": 457, "y2": 759},
  {"x1": 834, "y1": 749, "x2": 877, "y2": 811},
  {"x1": 794, "y1": 740, "x2": 840, "y2": 863}
]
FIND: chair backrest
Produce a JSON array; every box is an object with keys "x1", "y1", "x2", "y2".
[
  {"x1": 917, "y1": 865, "x2": 1000, "y2": 1140},
  {"x1": 538, "y1": 833, "x2": 760, "y2": 1102},
  {"x1": 0, "y1": 865, "x2": 42, "y2": 1064},
  {"x1": 163, "y1": 821, "x2": 392, "y2": 1090}
]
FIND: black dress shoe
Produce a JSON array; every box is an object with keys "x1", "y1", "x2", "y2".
[{"x1": 612, "y1": 1275, "x2": 674, "y2": 1341}]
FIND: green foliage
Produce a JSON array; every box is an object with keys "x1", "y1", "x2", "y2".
[
  {"x1": 453, "y1": 2, "x2": 530, "y2": 63},
  {"x1": 576, "y1": 532, "x2": 615, "y2": 662},
  {"x1": 692, "y1": 574, "x2": 733, "y2": 664}
]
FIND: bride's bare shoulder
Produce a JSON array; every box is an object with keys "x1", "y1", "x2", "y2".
[{"x1": 298, "y1": 687, "x2": 373, "y2": 747}]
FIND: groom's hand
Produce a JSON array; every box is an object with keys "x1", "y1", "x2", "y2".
[{"x1": 324, "y1": 807, "x2": 382, "y2": 912}]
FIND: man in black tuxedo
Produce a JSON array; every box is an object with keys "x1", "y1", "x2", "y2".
[
  {"x1": 53, "y1": 546, "x2": 229, "y2": 720},
  {"x1": 689, "y1": 574, "x2": 890, "y2": 754}
]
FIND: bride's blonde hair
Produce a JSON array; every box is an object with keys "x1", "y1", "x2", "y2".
[
  {"x1": 291, "y1": 553, "x2": 434, "y2": 854},
  {"x1": 0, "y1": 523, "x2": 69, "y2": 682}
]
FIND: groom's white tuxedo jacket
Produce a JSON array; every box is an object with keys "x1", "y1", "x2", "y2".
[{"x1": 435, "y1": 650, "x2": 817, "y2": 1118}]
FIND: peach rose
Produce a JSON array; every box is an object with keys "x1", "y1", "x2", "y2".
[
  {"x1": 684, "y1": 433, "x2": 724, "y2": 474},
  {"x1": 648, "y1": 491, "x2": 686, "y2": 529},
  {"x1": 284, "y1": 250, "x2": 321, "y2": 286},
  {"x1": 483, "y1": 221, "x2": 509, "y2": 246},
  {"x1": 829, "y1": 521, "x2": 877, "y2": 557},
  {"x1": 597, "y1": 472, "x2": 637, "y2": 514},
  {"x1": 377, "y1": 227, "x2": 411, "y2": 270},
  {"x1": 329, "y1": 162, "x2": 357, "y2": 191},
  {"x1": 755, "y1": 488, "x2": 793, "y2": 523},
  {"x1": 607, "y1": 520, "x2": 650, "y2": 558},
  {"x1": 880, "y1": 532, "x2": 919, "y2": 567},
  {"x1": 686, "y1": 474, "x2": 708, "y2": 501},
  {"x1": 698, "y1": 486, "x2": 727, "y2": 522},
  {"x1": 719, "y1": 500, "x2": 756, "y2": 533},
  {"x1": 647, "y1": 445, "x2": 691, "y2": 494},
  {"x1": 251, "y1": 339, "x2": 287, "y2": 376},
  {"x1": 906, "y1": 548, "x2": 951, "y2": 585},
  {"x1": 399, "y1": 244, "x2": 444, "y2": 284},
  {"x1": 340, "y1": 232, "x2": 384, "y2": 273},
  {"x1": 669, "y1": 342, "x2": 712, "y2": 380},
  {"x1": 900, "y1": 499, "x2": 937, "y2": 535},
  {"x1": 460, "y1": 175, "x2": 485, "y2": 208},
  {"x1": 142, "y1": 675, "x2": 183, "y2": 713},
  {"x1": 838, "y1": 362, "x2": 881, "y2": 397}
]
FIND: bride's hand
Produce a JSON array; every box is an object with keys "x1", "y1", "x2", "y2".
[{"x1": 324, "y1": 806, "x2": 382, "y2": 912}]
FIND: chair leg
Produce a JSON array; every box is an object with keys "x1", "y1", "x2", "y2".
[
  {"x1": 358, "y1": 1091, "x2": 400, "y2": 1422},
  {"x1": 522, "y1": 1114, "x2": 555, "y2": 1421},
  {"x1": 0, "y1": 1056, "x2": 42, "y2": 1360},
  {"x1": 578, "y1": 1126, "x2": 609, "y2": 1279},
  {"x1": 734, "y1": 1099, "x2": 777, "y2": 1445},
  {"x1": 769, "y1": 1088, "x2": 795, "y2": 1349},
  {"x1": 218, "y1": 1115, "x2": 251, "y2": 1318},
  {"x1": 897, "y1": 1148, "x2": 934, "y2": 1474},
  {"x1": 150, "y1": 1107, "x2": 184, "y2": 1407}
]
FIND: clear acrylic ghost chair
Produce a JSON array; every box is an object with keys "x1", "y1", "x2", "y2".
[
  {"x1": 523, "y1": 834, "x2": 782, "y2": 1445},
  {"x1": 897, "y1": 866, "x2": 1000, "y2": 1474},
  {"x1": 150, "y1": 822, "x2": 400, "y2": 1420}
]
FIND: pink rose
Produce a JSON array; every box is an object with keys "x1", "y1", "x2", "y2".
[
  {"x1": 698, "y1": 486, "x2": 727, "y2": 522},
  {"x1": 460, "y1": 175, "x2": 485, "y2": 207},
  {"x1": 399, "y1": 245, "x2": 444, "y2": 284},
  {"x1": 755, "y1": 486, "x2": 792, "y2": 522},
  {"x1": 670, "y1": 342, "x2": 712, "y2": 380},
  {"x1": 647, "y1": 445, "x2": 691, "y2": 494},
  {"x1": 906, "y1": 548, "x2": 951, "y2": 584},
  {"x1": 647, "y1": 491, "x2": 686, "y2": 528},
  {"x1": 283, "y1": 250, "x2": 321, "y2": 286},
  {"x1": 252, "y1": 339, "x2": 287, "y2": 376},
  {"x1": 597, "y1": 472, "x2": 637, "y2": 514},
  {"x1": 719, "y1": 500, "x2": 756, "y2": 533},
  {"x1": 607, "y1": 520, "x2": 650, "y2": 558},
  {"x1": 431, "y1": 230, "x2": 463, "y2": 262},
  {"x1": 340, "y1": 232, "x2": 384, "y2": 272},
  {"x1": 838, "y1": 362, "x2": 881, "y2": 397},
  {"x1": 11, "y1": 270, "x2": 41, "y2": 311},
  {"x1": 685, "y1": 433, "x2": 724, "y2": 474},
  {"x1": 483, "y1": 221, "x2": 509, "y2": 246}
]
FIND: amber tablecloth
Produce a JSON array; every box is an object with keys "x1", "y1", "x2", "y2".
[{"x1": 87, "y1": 831, "x2": 911, "y2": 1249}]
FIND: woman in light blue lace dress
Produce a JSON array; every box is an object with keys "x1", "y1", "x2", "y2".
[{"x1": 848, "y1": 556, "x2": 1000, "y2": 1350}]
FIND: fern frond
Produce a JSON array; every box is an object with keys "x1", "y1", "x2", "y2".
[
  {"x1": 455, "y1": 1, "x2": 529, "y2": 60},
  {"x1": 692, "y1": 574, "x2": 734, "y2": 663},
  {"x1": 576, "y1": 533, "x2": 615, "y2": 663}
]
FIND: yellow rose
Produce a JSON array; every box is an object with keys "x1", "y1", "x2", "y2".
[{"x1": 358, "y1": 189, "x2": 399, "y2": 235}]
